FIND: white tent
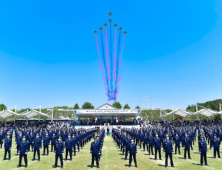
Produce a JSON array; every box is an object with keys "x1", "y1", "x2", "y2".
[
  {"x1": 193, "y1": 109, "x2": 218, "y2": 117},
  {"x1": 0, "y1": 110, "x2": 20, "y2": 119},
  {"x1": 162, "y1": 109, "x2": 191, "y2": 118},
  {"x1": 20, "y1": 110, "x2": 51, "y2": 119}
]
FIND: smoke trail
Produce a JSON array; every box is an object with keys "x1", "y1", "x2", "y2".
[
  {"x1": 115, "y1": 34, "x2": 125, "y2": 98},
  {"x1": 105, "y1": 27, "x2": 111, "y2": 99},
  {"x1": 113, "y1": 27, "x2": 117, "y2": 95},
  {"x1": 119, "y1": 34, "x2": 125, "y2": 69},
  {"x1": 109, "y1": 22, "x2": 113, "y2": 99},
  {"x1": 114, "y1": 29, "x2": 122, "y2": 99},
  {"x1": 95, "y1": 34, "x2": 104, "y2": 72},
  {"x1": 100, "y1": 30, "x2": 110, "y2": 98}
]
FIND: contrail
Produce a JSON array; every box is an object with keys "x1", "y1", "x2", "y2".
[{"x1": 100, "y1": 29, "x2": 110, "y2": 98}]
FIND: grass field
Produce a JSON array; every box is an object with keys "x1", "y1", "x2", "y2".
[{"x1": 0, "y1": 135, "x2": 221, "y2": 170}]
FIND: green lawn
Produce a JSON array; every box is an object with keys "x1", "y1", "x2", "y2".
[{"x1": 0, "y1": 136, "x2": 221, "y2": 170}]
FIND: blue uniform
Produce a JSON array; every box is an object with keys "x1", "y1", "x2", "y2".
[
  {"x1": 18, "y1": 141, "x2": 29, "y2": 167},
  {"x1": 54, "y1": 141, "x2": 64, "y2": 168},
  {"x1": 163, "y1": 140, "x2": 174, "y2": 167},
  {"x1": 90, "y1": 141, "x2": 99, "y2": 167},
  {"x1": 199, "y1": 140, "x2": 208, "y2": 165},
  {"x1": 129, "y1": 143, "x2": 137, "y2": 167},
  {"x1": 4, "y1": 138, "x2": 12, "y2": 160},
  {"x1": 65, "y1": 138, "x2": 72, "y2": 160}
]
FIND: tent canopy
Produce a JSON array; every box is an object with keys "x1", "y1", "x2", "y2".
[
  {"x1": 0, "y1": 110, "x2": 20, "y2": 119},
  {"x1": 162, "y1": 109, "x2": 191, "y2": 118},
  {"x1": 20, "y1": 110, "x2": 51, "y2": 119},
  {"x1": 193, "y1": 109, "x2": 218, "y2": 117}
]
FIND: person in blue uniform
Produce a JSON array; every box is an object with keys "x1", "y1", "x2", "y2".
[
  {"x1": 174, "y1": 133, "x2": 181, "y2": 154},
  {"x1": 212, "y1": 134, "x2": 220, "y2": 158},
  {"x1": 4, "y1": 134, "x2": 12, "y2": 160},
  {"x1": 28, "y1": 132, "x2": 34, "y2": 151},
  {"x1": 163, "y1": 136, "x2": 174, "y2": 168},
  {"x1": 182, "y1": 133, "x2": 191, "y2": 159},
  {"x1": 32, "y1": 134, "x2": 41, "y2": 161},
  {"x1": 51, "y1": 133, "x2": 57, "y2": 152},
  {"x1": 107, "y1": 127, "x2": 110, "y2": 136},
  {"x1": 154, "y1": 134, "x2": 162, "y2": 160},
  {"x1": 199, "y1": 136, "x2": 208, "y2": 166},
  {"x1": 43, "y1": 133, "x2": 50, "y2": 156},
  {"x1": 129, "y1": 139, "x2": 137, "y2": 167},
  {"x1": 65, "y1": 134, "x2": 72, "y2": 160},
  {"x1": 125, "y1": 135, "x2": 131, "y2": 160},
  {"x1": 90, "y1": 137, "x2": 99, "y2": 168},
  {"x1": 18, "y1": 136, "x2": 29, "y2": 168},
  {"x1": 0, "y1": 131, "x2": 3, "y2": 148},
  {"x1": 148, "y1": 132, "x2": 154, "y2": 155},
  {"x1": 54, "y1": 136, "x2": 64, "y2": 168}
]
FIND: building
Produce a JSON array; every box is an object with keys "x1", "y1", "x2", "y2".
[{"x1": 74, "y1": 103, "x2": 140, "y2": 125}]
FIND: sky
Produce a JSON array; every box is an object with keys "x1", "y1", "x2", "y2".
[{"x1": 0, "y1": 0, "x2": 222, "y2": 110}]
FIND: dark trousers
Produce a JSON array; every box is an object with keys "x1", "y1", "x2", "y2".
[
  {"x1": 175, "y1": 145, "x2": 180, "y2": 154},
  {"x1": 73, "y1": 146, "x2": 76, "y2": 155},
  {"x1": 139, "y1": 141, "x2": 142, "y2": 148},
  {"x1": 55, "y1": 154, "x2": 63, "y2": 167},
  {"x1": 29, "y1": 143, "x2": 33, "y2": 151},
  {"x1": 107, "y1": 131, "x2": 109, "y2": 135},
  {"x1": 214, "y1": 148, "x2": 220, "y2": 158},
  {"x1": 66, "y1": 149, "x2": 72, "y2": 159},
  {"x1": 17, "y1": 145, "x2": 20, "y2": 154},
  {"x1": 51, "y1": 143, "x2": 55, "y2": 151},
  {"x1": 136, "y1": 139, "x2": 139, "y2": 146},
  {"x1": 43, "y1": 146, "x2": 49, "y2": 155},
  {"x1": 200, "y1": 152, "x2": 207, "y2": 165},
  {"x1": 155, "y1": 148, "x2": 161, "y2": 159},
  {"x1": 184, "y1": 148, "x2": 191, "y2": 159},
  {"x1": 19, "y1": 154, "x2": 27, "y2": 166},
  {"x1": 91, "y1": 154, "x2": 99, "y2": 166},
  {"x1": 149, "y1": 145, "x2": 154, "y2": 155},
  {"x1": 4, "y1": 149, "x2": 11, "y2": 159},
  {"x1": 33, "y1": 149, "x2": 40, "y2": 160},
  {"x1": 143, "y1": 143, "x2": 148, "y2": 151},
  {"x1": 125, "y1": 148, "x2": 129, "y2": 159},
  {"x1": 165, "y1": 153, "x2": 173, "y2": 167},
  {"x1": 129, "y1": 153, "x2": 137, "y2": 166},
  {"x1": 77, "y1": 143, "x2": 80, "y2": 151}
]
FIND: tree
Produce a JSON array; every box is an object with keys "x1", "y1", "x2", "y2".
[
  {"x1": 82, "y1": 102, "x2": 94, "y2": 109},
  {"x1": 135, "y1": 106, "x2": 140, "y2": 109},
  {"x1": 0, "y1": 104, "x2": 7, "y2": 111},
  {"x1": 124, "y1": 104, "x2": 130, "y2": 109},
  {"x1": 112, "y1": 102, "x2": 122, "y2": 109},
  {"x1": 74, "y1": 103, "x2": 80, "y2": 109}
]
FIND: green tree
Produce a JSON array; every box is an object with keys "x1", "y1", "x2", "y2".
[
  {"x1": 112, "y1": 102, "x2": 122, "y2": 109},
  {"x1": 74, "y1": 103, "x2": 80, "y2": 109},
  {"x1": 135, "y1": 106, "x2": 140, "y2": 109},
  {"x1": 124, "y1": 104, "x2": 130, "y2": 109},
  {"x1": 0, "y1": 104, "x2": 7, "y2": 111},
  {"x1": 82, "y1": 102, "x2": 94, "y2": 109}
]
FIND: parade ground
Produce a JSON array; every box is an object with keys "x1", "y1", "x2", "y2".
[{"x1": 0, "y1": 135, "x2": 221, "y2": 170}]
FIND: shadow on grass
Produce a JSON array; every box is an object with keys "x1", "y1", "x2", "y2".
[
  {"x1": 192, "y1": 163, "x2": 201, "y2": 166},
  {"x1": 158, "y1": 164, "x2": 165, "y2": 167}
]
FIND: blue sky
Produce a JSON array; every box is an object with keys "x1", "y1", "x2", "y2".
[{"x1": 0, "y1": 0, "x2": 222, "y2": 109}]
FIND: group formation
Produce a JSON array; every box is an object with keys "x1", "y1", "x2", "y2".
[
  {"x1": 112, "y1": 122, "x2": 222, "y2": 168},
  {"x1": 0, "y1": 125, "x2": 97, "y2": 168}
]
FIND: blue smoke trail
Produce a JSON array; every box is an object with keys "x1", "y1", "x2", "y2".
[
  {"x1": 109, "y1": 22, "x2": 113, "y2": 100},
  {"x1": 100, "y1": 30, "x2": 110, "y2": 98},
  {"x1": 114, "y1": 29, "x2": 122, "y2": 100}
]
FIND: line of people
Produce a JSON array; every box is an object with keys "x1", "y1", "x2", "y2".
[
  {"x1": 0, "y1": 127, "x2": 96, "y2": 168},
  {"x1": 90, "y1": 128, "x2": 105, "y2": 168},
  {"x1": 112, "y1": 123, "x2": 221, "y2": 168}
]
